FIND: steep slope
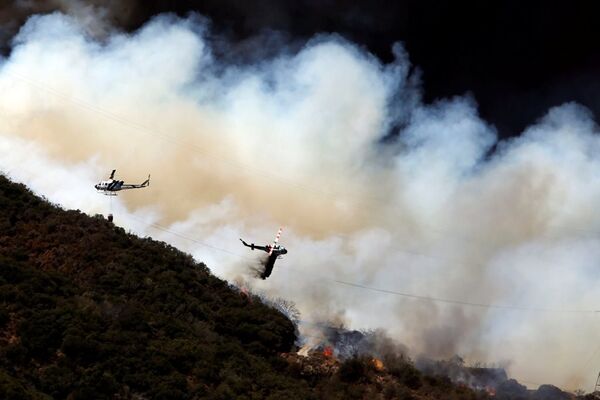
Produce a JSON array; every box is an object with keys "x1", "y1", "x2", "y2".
[
  {"x1": 0, "y1": 175, "x2": 307, "y2": 399},
  {"x1": 0, "y1": 173, "x2": 497, "y2": 399}
]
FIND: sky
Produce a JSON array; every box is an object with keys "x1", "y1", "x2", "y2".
[{"x1": 1, "y1": 0, "x2": 600, "y2": 392}]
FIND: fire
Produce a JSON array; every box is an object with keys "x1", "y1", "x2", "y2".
[
  {"x1": 485, "y1": 386, "x2": 496, "y2": 397},
  {"x1": 372, "y1": 358, "x2": 384, "y2": 371},
  {"x1": 323, "y1": 347, "x2": 333, "y2": 358}
]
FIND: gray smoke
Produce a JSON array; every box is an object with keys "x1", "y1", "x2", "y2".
[{"x1": 0, "y1": 12, "x2": 599, "y2": 391}]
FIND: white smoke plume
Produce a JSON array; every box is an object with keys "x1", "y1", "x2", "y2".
[{"x1": 1, "y1": 12, "x2": 600, "y2": 391}]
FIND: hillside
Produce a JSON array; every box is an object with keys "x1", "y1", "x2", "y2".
[
  {"x1": 0, "y1": 174, "x2": 580, "y2": 399},
  {"x1": 0, "y1": 174, "x2": 308, "y2": 399}
]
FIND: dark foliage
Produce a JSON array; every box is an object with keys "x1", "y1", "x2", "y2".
[
  {"x1": 0, "y1": 175, "x2": 488, "y2": 399},
  {"x1": 0, "y1": 175, "x2": 307, "y2": 399},
  {"x1": 339, "y1": 357, "x2": 372, "y2": 383}
]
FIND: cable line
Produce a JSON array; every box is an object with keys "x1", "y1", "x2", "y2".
[
  {"x1": 4, "y1": 70, "x2": 388, "y2": 205},
  {"x1": 331, "y1": 279, "x2": 600, "y2": 314},
  {"x1": 124, "y1": 214, "x2": 252, "y2": 260},
  {"x1": 120, "y1": 213, "x2": 600, "y2": 315}
]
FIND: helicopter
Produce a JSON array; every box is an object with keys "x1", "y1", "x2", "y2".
[
  {"x1": 240, "y1": 227, "x2": 287, "y2": 279},
  {"x1": 94, "y1": 170, "x2": 150, "y2": 195}
]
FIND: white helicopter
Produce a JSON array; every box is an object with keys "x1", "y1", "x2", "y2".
[{"x1": 94, "y1": 169, "x2": 150, "y2": 196}]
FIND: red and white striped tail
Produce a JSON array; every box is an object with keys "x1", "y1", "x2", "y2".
[{"x1": 268, "y1": 227, "x2": 283, "y2": 255}]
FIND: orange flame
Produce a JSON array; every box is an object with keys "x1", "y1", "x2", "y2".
[
  {"x1": 372, "y1": 358, "x2": 384, "y2": 371},
  {"x1": 323, "y1": 347, "x2": 333, "y2": 358}
]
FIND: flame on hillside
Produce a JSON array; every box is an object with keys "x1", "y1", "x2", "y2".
[{"x1": 372, "y1": 357, "x2": 384, "y2": 371}]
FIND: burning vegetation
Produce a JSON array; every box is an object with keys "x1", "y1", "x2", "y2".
[
  {"x1": 283, "y1": 324, "x2": 584, "y2": 400},
  {"x1": 281, "y1": 346, "x2": 483, "y2": 399}
]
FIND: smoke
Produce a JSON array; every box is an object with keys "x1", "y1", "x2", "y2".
[{"x1": 1, "y1": 12, "x2": 600, "y2": 391}]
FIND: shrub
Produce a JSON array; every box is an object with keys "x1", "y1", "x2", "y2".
[{"x1": 339, "y1": 357, "x2": 371, "y2": 383}]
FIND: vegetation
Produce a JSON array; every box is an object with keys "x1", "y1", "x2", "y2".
[
  {"x1": 0, "y1": 175, "x2": 306, "y2": 399},
  {"x1": 0, "y1": 174, "x2": 515, "y2": 398}
]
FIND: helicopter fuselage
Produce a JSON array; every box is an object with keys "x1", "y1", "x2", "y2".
[{"x1": 95, "y1": 179, "x2": 124, "y2": 192}]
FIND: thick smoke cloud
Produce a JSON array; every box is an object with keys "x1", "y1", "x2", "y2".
[{"x1": 1, "y1": 13, "x2": 600, "y2": 391}]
